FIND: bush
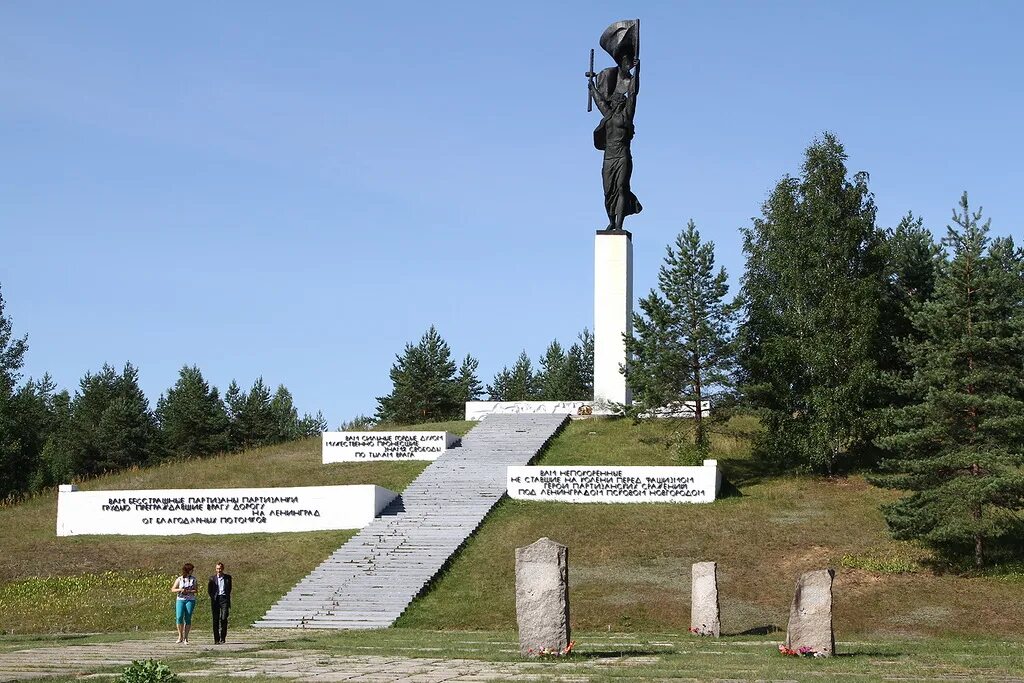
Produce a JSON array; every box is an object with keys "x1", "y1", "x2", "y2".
[{"x1": 118, "y1": 660, "x2": 180, "y2": 683}]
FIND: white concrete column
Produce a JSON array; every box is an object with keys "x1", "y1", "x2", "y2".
[{"x1": 594, "y1": 229, "x2": 632, "y2": 407}]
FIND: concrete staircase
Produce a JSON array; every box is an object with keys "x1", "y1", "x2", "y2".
[{"x1": 254, "y1": 413, "x2": 568, "y2": 629}]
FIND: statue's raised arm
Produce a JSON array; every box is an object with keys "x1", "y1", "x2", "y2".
[
  {"x1": 590, "y1": 79, "x2": 611, "y2": 116},
  {"x1": 626, "y1": 59, "x2": 639, "y2": 118}
]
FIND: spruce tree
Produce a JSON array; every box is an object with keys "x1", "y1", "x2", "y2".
[
  {"x1": 624, "y1": 220, "x2": 738, "y2": 448},
  {"x1": 156, "y1": 365, "x2": 229, "y2": 457},
  {"x1": 872, "y1": 194, "x2": 1024, "y2": 567},
  {"x1": 739, "y1": 133, "x2": 884, "y2": 473},
  {"x1": 375, "y1": 326, "x2": 462, "y2": 423}
]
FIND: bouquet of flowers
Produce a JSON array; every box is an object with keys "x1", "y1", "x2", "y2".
[
  {"x1": 778, "y1": 644, "x2": 827, "y2": 657},
  {"x1": 528, "y1": 641, "x2": 576, "y2": 657}
]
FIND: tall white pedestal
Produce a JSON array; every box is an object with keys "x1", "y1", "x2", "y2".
[{"x1": 594, "y1": 229, "x2": 633, "y2": 407}]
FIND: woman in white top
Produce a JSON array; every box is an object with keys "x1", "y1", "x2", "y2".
[{"x1": 171, "y1": 563, "x2": 198, "y2": 643}]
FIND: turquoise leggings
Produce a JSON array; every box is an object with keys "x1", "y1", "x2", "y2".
[{"x1": 175, "y1": 599, "x2": 196, "y2": 625}]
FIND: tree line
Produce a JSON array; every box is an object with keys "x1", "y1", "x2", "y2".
[
  {"x1": 624, "y1": 133, "x2": 1024, "y2": 568},
  {"x1": 0, "y1": 303, "x2": 327, "y2": 502},
  {"x1": 372, "y1": 327, "x2": 594, "y2": 425},
  {"x1": 4, "y1": 131, "x2": 1020, "y2": 567},
  {"x1": 373, "y1": 133, "x2": 1024, "y2": 568}
]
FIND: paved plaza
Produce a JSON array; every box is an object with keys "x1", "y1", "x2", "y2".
[{"x1": 0, "y1": 632, "x2": 656, "y2": 682}]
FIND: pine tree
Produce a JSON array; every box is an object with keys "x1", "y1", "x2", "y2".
[
  {"x1": 269, "y1": 385, "x2": 300, "y2": 442},
  {"x1": 95, "y1": 396, "x2": 156, "y2": 471},
  {"x1": 878, "y1": 214, "x2": 941, "y2": 376},
  {"x1": 574, "y1": 328, "x2": 595, "y2": 400},
  {"x1": 38, "y1": 389, "x2": 75, "y2": 487},
  {"x1": 236, "y1": 378, "x2": 274, "y2": 449},
  {"x1": 872, "y1": 194, "x2": 1024, "y2": 567},
  {"x1": 12, "y1": 374, "x2": 61, "y2": 492},
  {"x1": 0, "y1": 285, "x2": 30, "y2": 499},
  {"x1": 487, "y1": 351, "x2": 538, "y2": 401},
  {"x1": 456, "y1": 354, "x2": 484, "y2": 404},
  {"x1": 224, "y1": 380, "x2": 246, "y2": 451},
  {"x1": 536, "y1": 341, "x2": 568, "y2": 400},
  {"x1": 296, "y1": 410, "x2": 328, "y2": 436},
  {"x1": 0, "y1": 286, "x2": 27, "y2": 398},
  {"x1": 73, "y1": 364, "x2": 121, "y2": 464},
  {"x1": 739, "y1": 133, "x2": 884, "y2": 473},
  {"x1": 533, "y1": 337, "x2": 592, "y2": 401},
  {"x1": 339, "y1": 414, "x2": 376, "y2": 430},
  {"x1": 375, "y1": 326, "x2": 463, "y2": 423},
  {"x1": 0, "y1": 375, "x2": 59, "y2": 497},
  {"x1": 67, "y1": 363, "x2": 159, "y2": 475},
  {"x1": 624, "y1": 220, "x2": 739, "y2": 448},
  {"x1": 156, "y1": 365, "x2": 229, "y2": 458}
]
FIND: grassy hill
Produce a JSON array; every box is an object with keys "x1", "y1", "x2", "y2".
[
  {"x1": 2, "y1": 416, "x2": 1023, "y2": 641},
  {"x1": 0, "y1": 421, "x2": 472, "y2": 633}
]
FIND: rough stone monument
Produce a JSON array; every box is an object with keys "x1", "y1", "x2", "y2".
[
  {"x1": 690, "y1": 561, "x2": 721, "y2": 636},
  {"x1": 587, "y1": 19, "x2": 642, "y2": 409},
  {"x1": 785, "y1": 569, "x2": 836, "y2": 656},
  {"x1": 515, "y1": 537, "x2": 571, "y2": 656}
]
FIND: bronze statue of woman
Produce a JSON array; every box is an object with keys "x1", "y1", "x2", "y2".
[{"x1": 589, "y1": 19, "x2": 642, "y2": 232}]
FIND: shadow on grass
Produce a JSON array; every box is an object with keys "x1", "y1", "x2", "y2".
[
  {"x1": 723, "y1": 624, "x2": 781, "y2": 636},
  {"x1": 568, "y1": 649, "x2": 667, "y2": 659},
  {"x1": 717, "y1": 477, "x2": 743, "y2": 498},
  {"x1": 717, "y1": 454, "x2": 781, "y2": 489}
]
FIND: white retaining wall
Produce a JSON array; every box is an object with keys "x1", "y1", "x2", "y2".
[
  {"x1": 322, "y1": 431, "x2": 459, "y2": 462},
  {"x1": 507, "y1": 461, "x2": 721, "y2": 503},
  {"x1": 56, "y1": 484, "x2": 397, "y2": 536}
]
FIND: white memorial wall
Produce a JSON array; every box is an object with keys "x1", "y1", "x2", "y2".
[
  {"x1": 465, "y1": 401, "x2": 594, "y2": 420},
  {"x1": 321, "y1": 431, "x2": 460, "y2": 463},
  {"x1": 56, "y1": 484, "x2": 397, "y2": 536},
  {"x1": 466, "y1": 400, "x2": 711, "y2": 420},
  {"x1": 507, "y1": 461, "x2": 721, "y2": 503}
]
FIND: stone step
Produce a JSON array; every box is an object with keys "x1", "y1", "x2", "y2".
[{"x1": 255, "y1": 414, "x2": 568, "y2": 630}]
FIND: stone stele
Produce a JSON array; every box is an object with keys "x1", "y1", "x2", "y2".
[
  {"x1": 515, "y1": 537, "x2": 570, "y2": 656},
  {"x1": 785, "y1": 569, "x2": 836, "y2": 656},
  {"x1": 690, "y1": 561, "x2": 721, "y2": 636}
]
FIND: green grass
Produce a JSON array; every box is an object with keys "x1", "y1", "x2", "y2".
[
  {"x1": 397, "y1": 416, "x2": 1024, "y2": 639},
  {"x1": 25, "y1": 629, "x2": 1024, "y2": 682},
  {"x1": 4, "y1": 414, "x2": 1024, "y2": 648},
  {"x1": 270, "y1": 630, "x2": 1024, "y2": 680},
  {"x1": 0, "y1": 422, "x2": 470, "y2": 634}
]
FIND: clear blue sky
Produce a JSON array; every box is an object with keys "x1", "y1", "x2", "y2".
[{"x1": 3, "y1": 1, "x2": 1023, "y2": 425}]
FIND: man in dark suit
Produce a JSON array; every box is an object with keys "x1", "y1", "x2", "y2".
[{"x1": 207, "y1": 562, "x2": 232, "y2": 644}]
